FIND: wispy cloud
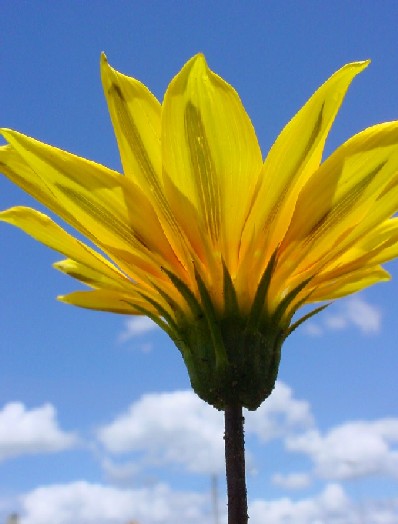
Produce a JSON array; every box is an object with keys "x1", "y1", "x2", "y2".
[
  {"x1": 271, "y1": 472, "x2": 312, "y2": 490},
  {"x1": 0, "y1": 403, "x2": 77, "y2": 461},
  {"x1": 304, "y1": 296, "x2": 381, "y2": 337},
  {"x1": 118, "y1": 317, "x2": 158, "y2": 343},
  {"x1": 101, "y1": 457, "x2": 142, "y2": 485}
]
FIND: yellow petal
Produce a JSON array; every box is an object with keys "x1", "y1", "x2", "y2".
[
  {"x1": 101, "y1": 56, "x2": 195, "y2": 274},
  {"x1": 314, "y1": 218, "x2": 398, "y2": 280},
  {"x1": 1, "y1": 129, "x2": 136, "y2": 252},
  {"x1": 357, "y1": 219, "x2": 398, "y2": 266},
  {"x1": 0, "y1": 130, "x2": 177, "y2": 281},
  {"x1": 0, "y1": 144, "x2": 77, "y2": 225},
  {"x1": 243, "y1": 60, "x2": 370, "y2": 263},
  {"x1": 309, "y1": 266, "x2": 390, "y2": 301},
  {"x1": 162, "y1": 54, "x2": 263, "y2": 271},
  {"x1": 58, "y1": 289, "x2": 155, "y2": 315},
  {"x1": 100, "y1": 54, "x2": 162, "y2": 189},
  {"x1": 280, "y1": 122, "x2": 398, "y2": 278},
  {"x1": 53, "y1": 259, "x2": 130, "y2": 291},
  {"x1": 0, "y1": 206, "x2": 129, "y2": 285}
]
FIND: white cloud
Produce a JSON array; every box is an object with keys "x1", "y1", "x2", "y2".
[
  {"x1": 250, "y1": 484, "x2": 398, "y2": 524},
  {"x1": 345, "y1": 297, "x2": 381, "y2": 333},
  {"x1": 271, "y1": 472, "x2": 311, "y2": 490},
  {"x1": 97, "y1": 382, "x2": 313, "y2": 475},
  {"x1": 14, "y1": 480, "x2": 398, "y2": 524},
  {"x1": 19, "y1": 481, "x2": 207, "y2": 524},
  {"x1": 285, "y1": 419, "x2": 398, "y2": 481},
  {"x1": 246, "y1": 382, "x2": 314, "y2": 441},
  {"x1": 324, "y1": 314, "x2": 348, "y2": 331},
  {"x1": 302, "y1": 322, "x2": 323, "y2": 337},
  {"x1": 101, "y1": 458, "x2": 141, "y2": 485},
  {"x1": 304, "y1": 296, "x2": 381, "y2": 337},
  {"x1": 0, "y1": 497, "x2": 20, "y2": 524},
  {"x1": 97, "y1": 390, "x2": 225, "y2": 474},
  {"x1": 0, "y1": 403, "x2": 77, "y2": 461},
  {"x1": 118, "y1": 317, "x2": 158, "y2": 343},
  {"x1": 250, "y1": 483, "x2": 353, "y2": 524}
]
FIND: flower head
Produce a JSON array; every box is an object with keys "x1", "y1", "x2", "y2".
[{"x1": 2, "y1": 55, "x2": 398, "y2": 409}]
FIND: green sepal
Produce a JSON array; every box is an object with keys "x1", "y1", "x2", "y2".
[
  {"x1": 162, "y1": 266, "x2": 229, "y2": 405},
  {"x1": 161, "y1": 266, "x2": 203, "y2": 319},
  {"x1": 222, "y1": 260, "x2": 240, "y2": 318},
  {"x1": 158, "y1": 258, "x2": 324, "y2": 411},
  {"x1": 246, "y1": 251, "x2": 278, "y2": 332},
  {"x1": 123, "y1": 301, "x2": 174, "y2": 338},
  {"x1": 134, "y1": 290, "x2": 180, "y2": 337},
  {"x1": 160, "y1": 261, "x2": 286, "y2": 410},
  {"x1": 287, "y1": 303, "x2": 329, "y2": 336},
  {"x1": 271, "y1": 277, "x2": 312, "y2": 327},
  {"x1": 193, "y1": 267, "x2": 228, "y2": 366}
]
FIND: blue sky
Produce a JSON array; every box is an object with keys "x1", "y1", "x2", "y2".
[{"x1": 1, "y1": 2, "x2": 398, "y2": 523}]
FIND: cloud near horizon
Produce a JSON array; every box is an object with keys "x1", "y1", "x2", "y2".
[
  {"x1": 1, "y1": 386, "x2": 398, "y2": 522},
  {"x1": 18, "y1": 481, "x2": 207, "y2": 524},
  {"x1": 6, "y1": 480, "x2": 398, "y2": 524}
]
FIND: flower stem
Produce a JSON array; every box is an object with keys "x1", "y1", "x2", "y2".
[{"x1": 224, "y1": 405, "x2": 248, "y2": 523}]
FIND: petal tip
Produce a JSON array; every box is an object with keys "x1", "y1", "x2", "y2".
[
  {"x1": 193, "y1": 52, "x2": 207, "y2": 64},
  {"x1": 357, "y1": 58, "x2": 371, "y2": 70},
  {"x1": 0, "y1": 128, "x2": 12, "y2": 139},
  {"x1": 190, "y1": 53, "x2": 209, "y2": 74},
  {"x1": 100, "y1": 52, "x2": 110, "y2": 73},
  {"x1": 178, "y1": 53, "x2": 209, "y2": 80},
  {"x1": 348, "y1": 59, "x2": 371, "y2": 72},
  {"x1": 100, "y1": 53, "x2": 114, "y2": 91}
]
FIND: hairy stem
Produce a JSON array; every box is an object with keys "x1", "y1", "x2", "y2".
[{"x1": 224, "y1": 405, "x2": 248, "y2": 523}]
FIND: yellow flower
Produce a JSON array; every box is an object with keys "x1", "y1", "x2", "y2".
[{"x1": 2, "y1": 54, "x2": 398, "y2": 409}]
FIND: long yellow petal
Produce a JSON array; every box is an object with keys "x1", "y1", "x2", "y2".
[
  {"x1": 54, "y1": 259, "x2": 179, "y2": 325},
  {"x1": 58, "y1": 289, "x2": 156, "y2": 315},
  {"x1": 309, "y1": 266, "x2": 390, "y2": 301},
  {"x1": 242, "y1": 60, "x2": 370, "y2": 265},
  {"x1": 53, "y1": 259, "x2": 134, "y2": 292},
  {"x1": 100, "y1": 54, "x2": 162, "y2": 189},
  {"x1": 0, "y1": 144, "x2": 79, "y2": 227},
  {"x1": 313, "y1": 218, "x2": 398, "y2": 281},
  {"x1": 0, "y1": 130, "x2": 178, "y2": 281},
  {"x1": 162, "y1": 54, "x2": 263, "y2": 272},
  {"x1": 0, "y1": 206, "x2": 129, "y2": 285},
  {"x1": 101, "y1": 56, "x2": 199, "y2": 275},
  {"x1": 280, "y1": 122, "x2": 398, "y2": 278},
  {"x1": 356, "y1": 219, "x2": 398, "y2": 266}
]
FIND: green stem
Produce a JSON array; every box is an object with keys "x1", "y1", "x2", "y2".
[{"x1": 224, "y1": 405, "x2": 248, "y2": 523}]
